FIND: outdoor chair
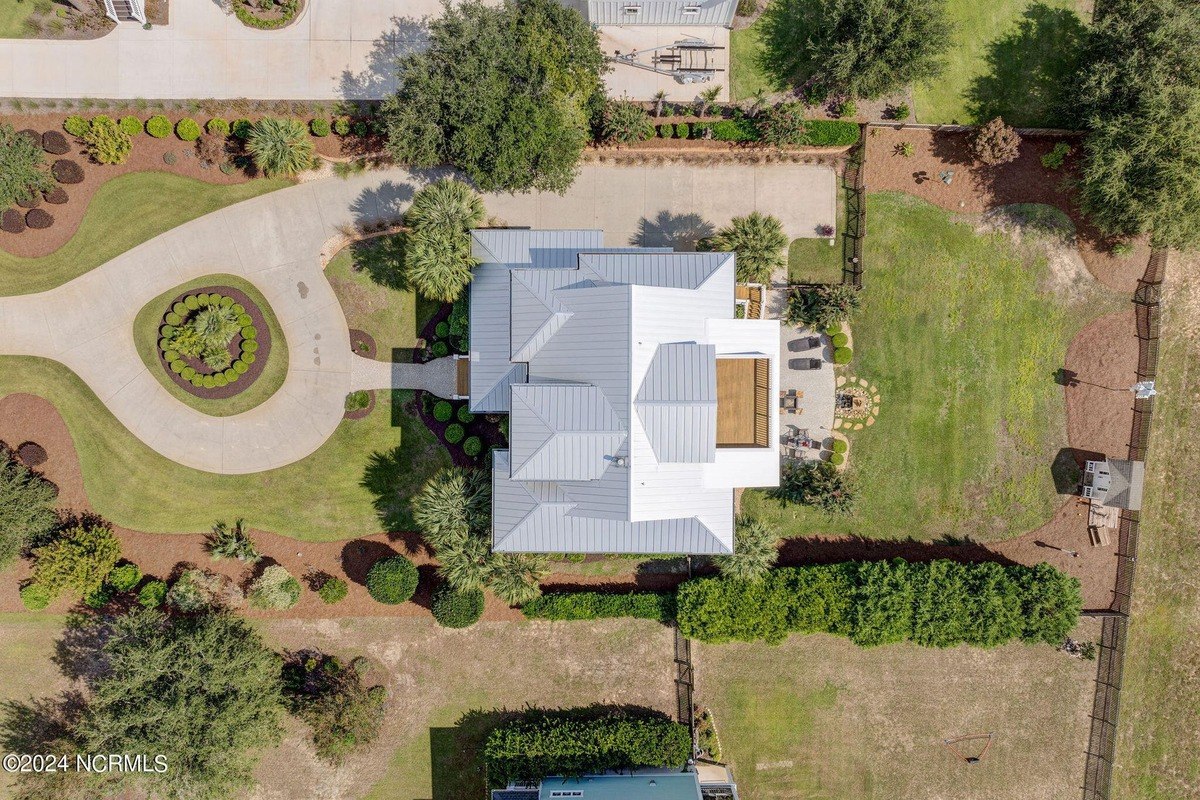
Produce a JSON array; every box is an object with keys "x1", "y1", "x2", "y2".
[{"x1": 789, "y1": 358, "x2": 823, "y2": 370}]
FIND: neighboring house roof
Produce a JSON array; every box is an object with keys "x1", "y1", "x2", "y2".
[
  {"x1": 471, "y1": 229, "x2": 779, "y2": 555},
  {"x1": 537, "y1": 772, "x2": 704, "y2": 800},
  {"x1": 585, "y1": 0, "x2": 737, "y2": 27}
]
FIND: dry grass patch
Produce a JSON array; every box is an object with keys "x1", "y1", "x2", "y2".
[{"x1": 695, "y1": 620, "x2": 1099, "y2": 800}]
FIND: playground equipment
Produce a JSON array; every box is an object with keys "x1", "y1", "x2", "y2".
[{"x1": 943, "y1": 733, "x2": 995, "y2": 765}]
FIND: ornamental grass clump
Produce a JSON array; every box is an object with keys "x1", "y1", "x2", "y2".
[
  {"x1": 0, "y1": 122, "x2": 55, "y2": 209},
  {"x1": 245, "y1": 117, "x2": 315, "y2": 177},
  {"x1": 247, "y1": 564, "x2": 302, "y2": 610}
]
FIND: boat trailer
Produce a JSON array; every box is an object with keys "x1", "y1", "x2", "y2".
[{"x1": 609, "y1": 37, "x2": 725, "y2": 84}]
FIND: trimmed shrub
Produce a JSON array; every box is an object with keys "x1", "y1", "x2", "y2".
[
  {"x1": 485, "y1": 710, "x2": 691, "y2": 785},
  {"x1": 181, "y1": 366, "x2": 196, "y2": 380},
  {"x1": 972, "y1": 117, "x2": 1020, "y2": 166},
  {"x1": 166, "y1": 568, "x2": 242, "y2": 612},
  {"x1": 42, "y1": 130, "x2": 70, "y2": 154},
  {"x1": 241, "y1": 325, "x2": 258, "y2": 339},
  {"x1": 829, "y1": 452, "x2": 845, "y2": 466},
  {"x1": 231, "y1": 118, "x2": 253, "y2": 139},
  {"x1": 366, "y1": 555, "x2": 419, "y2": 604},
  {"x1": 456, "y1": 405, "x2": 475, "y2": 425},
  {"x1": 248, "y1": 564, "x2": 302, "y2": 610},
  {"x1": 694, "y1": 116, "x2": 758, "y2": 142},
  {"x1": 63, "y1": 115, "x2": 89, "y2": 137},
  {"x1": 43, "y1": 186, "x2": 68, "y2": 204},
  {"x1": 675, "y1": 122, "x2": 690, "y2": 139},
  {"x1": 107, "y1": 563, "x2": 142, "y2": 591},
  {"x1": 30, "y1": 523, "x2": 121, "y2": 599},
  {"x1": 52, "y1": 159, "x2": 84, "y2": 184},
  {"x1": 1, "y1": 209, "x2": 26, "y2": 234},
  {"x1": 832, "y1": 346, "x2": 853, "y2": 364},
  {"x1": 892, "y1": 102, "x2": 911, "y2": 121},
  {"x1": 176, "y1": 118, "x2": 202, "y2": 142},
  {"x1": 233, "y1": 360, "x2": 249, "y2": 374},
  {"x1": 444, "y1": 423, "x2": 465, "y2": 444},
  {"x1": 430, "y1": 583, "x2": 485, "y2": 628},
  {"x1": 145, "y1": 115, "x2": 172, "y2": 138},
  {"x1": 462, "y1": 436, "x2": 483, "y2": 457},
  {"x1": 236, "y1": 312, "x2": 252, "y2": 326},
  {"x1": 206, "y1": 117, "x2": 231, "y2": 136},
  {"x1": 1042, "y1": 141, "x2": 1071, "y2": 170},
  {"x1": 831, "y1": 438, "x2": 848, "y2": 455},
  {"x1": 433, "y1": 400, "x2": 454, "y2": 422},
  {"x1": 83, "y1": 585, "x2": 114, "y2": 609},
  {"x1": 435, "y1": 320, "x2": 450, "y2": 338},
  {"x1": 831, "y1": 332, "x2": 849, "y2": 348},
  {"x1": 757, "y1": 102, "x2": 807, "y2": 146},
  {"x1": 213, "y1": 374, "x2": 228, "y2": 388},
  {"x1": 431, "y1": 340, "x2": 449, "y2": 358},
  {"x1": 137, "y1": 579, "x2": 167, "y2": 608},
  {"x1": 24, "y1": 208, "x2": 52, "y2": 230},
  {"x1": 317, "y1": 576, "x2": 348, "y2": 604},
  {"x1": 82, "y1": 115, "x2": 132, "y2": 165},
  {"x1": 20, "y1": 583, "x2": 52, "y2": 610},
  {"x1": 310, "y1": 118, "x2": 331, "y2": 137},
  {"x1": 242, "y1": 352, "x2": 256, "y2": 365},
  {"x1": 242, "y1": 339, "x2": 259, "y2": 353},
  {"x1": 522, "y1": 591, "x2": 676, "y2": 623},
  {"x1": 676, "y1": 560, "x2": 1081, "y2": 647},
  {"x1": 657, "y1": 124, "x2": 674, "y2": 138},
  {"x1": 16, "y1": 192, "x2": 40, "y2": 209},
  {"x1": 333, "y1": 117, "x2": 351, "y2": 136},
  {"x1": 118, "y1": 116, "x2": 142, "y2": 136}
]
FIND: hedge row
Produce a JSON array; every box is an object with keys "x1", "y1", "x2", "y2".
[
  {"x1": 676, "y1": 559, "x2": 1081, "y2": 647},
  {"x1": 484, "y1": 710, "x2": 691, "y2": 785},
  {"x1": 521, "y1": 591, "x2": 676, "y2": 624}
]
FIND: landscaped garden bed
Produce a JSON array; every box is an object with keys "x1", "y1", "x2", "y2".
[{"x1": 232, "y1": 0, "x2": 305, "y2": 30}]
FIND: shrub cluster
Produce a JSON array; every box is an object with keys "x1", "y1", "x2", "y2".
[
  {"x1": 138, "y1": 579, "x2": 168, "y2": 608},
  {"x1": 81, "y1": 115, "x2": 132, "y2": 165},
  {"x1": 176, "y1": 118, "x2": 202, "y2": 142},
  {"x1": 365, "y1": 555, "x2": 419, "y2": 604},
  {"x1": 233, "y1": 0, "x2": 301, "y2": 29},
  {"x1": 430, "y1": 583, "x2": 485, "y2": 628},
  {"x1": 63, "y1": 115, "x2": 89, "y2": 137},
  {"x1": 145, "y1": 115, "x2": 172, "y2": 138},
  {"x1": 521, "y1": 591, "x2": 676, "y2": 623},
  {"x1": 160, "y1": 292, "x2": 257, "y2": 388},
  {"x1": 107, "y1": 563, "x2": 142, "y2": 592},
  {"x1": 317, "y1": 576, "x2": 348, "y2": 604},
  {"x1": 282, "y1": 652, "x2": 387, "y2": 764},
  {"x1": 29, "y1": 523, "x2": 122, "y2": 600},
  {"x1": 247, "y1": 564, "x2": 302, "y2": 610},
  {"x1": 485, "y1": 710, "x2": 691, "y2": 785},
  {"x1": 118, "y1": 116, "x2": 142, "y2": 136},
  {"x1": 676, "y1": 559, "x2": 1081, "y2": 647}
]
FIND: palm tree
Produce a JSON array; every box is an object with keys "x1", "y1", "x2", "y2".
[
  {"x1": 695, "y1": 86, "x2": 721, "y2": 118},
  {"x1": 245, "y1": 117, "x2": 314, "y2": 178},
  {"x1": 404, "y1": 225, "x2": 478, "y2": 302},
  {"x1": 710, "y1": 211, "x2": 788, "y2": 284},
  {"x1": 437, "y1": 531, "x2": 493, "y2": 592},
  {"x1": 747, "y1": 88, "x2": 769, "y2": 118},
  {"x1": 487, "y1": 552, "x2": 548, "y2": 606},
  {"x1": 404, "y1": 178, "x2": 486, "y2": 234},
  {"x1": 205, "y1": 519, "x2": 260, "y2": 563},
  {"x1": 412, "y1": 468, "x2": 491, "y2": 548},
  {"x1": 713, "y1": 517, "x2": 778, "y2": 582}
]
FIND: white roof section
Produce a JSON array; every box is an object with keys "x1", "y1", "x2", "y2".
[
  {"x1": 468, "y1": 229, "x2": 778, "y2": 555},
  {"x1": 586, "y1": 0, "x2": 737, "y2": 27}
]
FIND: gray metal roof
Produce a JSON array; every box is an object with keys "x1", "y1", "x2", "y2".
[
  {"x1": 635, "y1": 343, "x2": 717, "y2": 463},
  {"x1": 539, "y1": 772, "x2": 704, "y2": 800},
  {"x1": 1104, "y1": 459, "x2": 1145, "y2": 510},
  {"x1": 578, "y1": 251, "x2": 732, "y2": 290},
  {"x1": 471, "y1": 229, "x2": 604, "y2": 267},
  {"x1": 586, "y1": 0, "x2": 737, "y2": 26},
  {"x1": 509, "y1": 384, "x2": 626, "y2": 481}
]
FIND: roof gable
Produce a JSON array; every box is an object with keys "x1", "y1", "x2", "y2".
[
  {"x1": 509, "y1": 384, "x2": 627, "y2": 481},
  {"x1": 635, "y1": 343, "x2": 717, "y2": 463}
]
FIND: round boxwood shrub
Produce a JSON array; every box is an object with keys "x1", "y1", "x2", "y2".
[
  {"x1": 118, "y1": 115, "x2": 142, "y2": 136},
  {"x1": 231, "y1": 118, "x2": 253, "y2": 139},
  {"x1": 433, "y1": 401, "x2": 453, "y2": 422},
  {"x1": 138, "y1": 579, "x2": 167, "y2": 608},
  {"x1": 462, "y1": 436, "x2": 482, "y2": 457},
  {"x1": 232, "y1": 360, "x2": 249, "y2": 374},
  {"x1": 831, "y1": 438, "x2": 848, "y2": 455},
  {"x1": 242, "y1": 339, "x2": 259, "y2": 353},
  {"x1": 431, "y1": 341, "x2": 449, "y2": 358},
  {"x1": 241, "y1": 325, "x2": 257, "y2": 339},
  {"x1": 658, "y1": 124, "x2": 674, "y2": 138},
  {"x1": 145, "y1": 115, "x2": 172, "y2": 138},
  {"x1": 25, "y1": 209, "x2": 53, "y2": 229},
  {"x1": 242, "y1": 352, "x2": 256, "y2": 365},
  {"x1": 456, "y1": 405, "x2": 475, "y2": 425},
  {"x1": 43, "y1": 186, "x2": 69, "y2": 204},
  {"x1": 170, "y1": 360, "x2": 186, "y2": 374},
  {"x1": 202, "y1": 375, "x2": 216, "y2": 389},
  {"x1": 165, "y1": 311, "x2": 182, "y2": 325},
  {"x1": 190, "y1": 375, "x2": 204, "y2": 387},
  {"x1": 42, "y1": 130, "x2": 69, "y2": 155},
  {"x1": 232, "y1": 303, "x2": 245, "y2": 314},
  {"x1": 431, "y1": 584, "x2": 484, "y2": 628},
  {"x1": 184, "y1": 295, "x2": 200, "y2": 310},
  {"x1": 176, "y1": 118, "x2": 202, "y2": 141},
  {"x1": 213, "y1": 374, "x2": 228, "y2": 388},
  {"x1": 107, "y1": 563, "x2": 142, "y2": 592},
  {"x1": 831, "y1": 332, "x2": 849, "y2": 348},
  {"x1": 824, "y1": 323, "x2": 841, "y2": 336},
  {"x1": 317, "y1": 576, "x2": 348, "y2": 604},
  {"x1": 434, "y1": 320, "x2": 450, "y2": 338},
  {"x1": 1, "y1": 209, "x2": 26, "y2": 234},
  {"x1": 832, "y1": 346, "x2": 853, "y2": 364},
  {"x1": 366, "y1": 555, "x2": 419, "y2": 605},
  {"x1": 236, "y1": 313, "x2": 252, "y2": 326},
  {"x1": 52, "y1": 159, "x2": 84, "y2": 184},
  {"x1": 181, "y1": 366, "x2": 196, "y2": 380},
  {"x1": 20, "y1": 583, "x2": 52, "y2": 611},
  {"x1": 333, "y1": 117, "x2": 351, "y2": 136},
  {"x1": 63, "y1": 115, "x2": 89, "y2": 137},
  {"x1": 444, "y1": 423, "x2": 465, "y2": 444},
  {"x1": 676, "y1": 123, "x2": 690, "y2": 139},
  {"x1": 206, "y1": 117, "x2": 231, "y2": 136},
  {"x1": 829, "y1": 452, "x2": 845, "y2": 466},
  {"x1": 310, "y1": 118, "x2": 331, "y2": 137},
  {"x1": 223, "y1": 368, "x2": 237, "y2": 382}
]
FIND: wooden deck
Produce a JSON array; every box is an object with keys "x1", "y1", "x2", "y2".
[
  {"x1": 455, "y1": 357, "x2": 470, "y2": 397},
  {"x1": 734, "y1": 285, "x2": 765, "y2": 319},
  {"x1": 716, "y1": 357, "x2": 770, "y2": 447}
]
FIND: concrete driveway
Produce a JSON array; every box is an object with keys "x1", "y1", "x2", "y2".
[{"x1": 0, "y1": 161, "x2": 834, "y2": 474}]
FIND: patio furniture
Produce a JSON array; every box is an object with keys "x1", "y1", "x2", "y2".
[{"x1": 789, "y1": 358, "x2": 823, "y2": 370}]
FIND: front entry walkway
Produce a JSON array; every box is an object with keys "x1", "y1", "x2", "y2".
[
  {"x1": 0, "y1": 162, "x2": 834, "y2": 474},
  {"x1": 350, "y1": 354, "x2": 458, "y2": 398}
]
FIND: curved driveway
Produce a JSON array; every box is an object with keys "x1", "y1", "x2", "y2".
[{"x1": 0, "y1": 162, "x2": 835, "y2": 474}]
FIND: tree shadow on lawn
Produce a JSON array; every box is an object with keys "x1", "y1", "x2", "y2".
[
  {"x1": 965, "y1": 2, "x2": 1088, "y2": 128},
  {"x1": 360, "y1": 390, "x2": 450, "y2": 531}
]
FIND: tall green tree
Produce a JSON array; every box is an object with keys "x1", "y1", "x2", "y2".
[
  {"x1": 380, "y1": 0, "x2": 606, "y2": 193},
  {"x1": 1075, "y1": 0, "x2": 1200, "y2": 248},
  {"x1": 761, "y1": 0, "x2": 951, "y2": 100},
  {"x1": 402, "y1": 179, "x2": 486, "y2": 302},
  {"x1": 0, "y1": 449, "x2": 58, "y2": 570},
  {"x1": 78, "y1": 610, "x2": 284, "y2": 800}
]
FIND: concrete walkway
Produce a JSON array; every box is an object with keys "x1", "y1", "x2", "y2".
[
  {"x1": 0, "y1": 162, "x2": 834, "y2": 474},
  {"x1": 350, "y1": 354, "x2": 458, "y2": 398}
]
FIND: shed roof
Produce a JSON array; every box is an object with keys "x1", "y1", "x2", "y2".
[
  {"x1": 1104, "y1": 459, "x2": 1145, "y2": 510},
  {"x1": 586, "y1": 0, "x2": 737, "y2": 26}
]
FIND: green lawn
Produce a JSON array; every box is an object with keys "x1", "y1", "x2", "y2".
[
  {"x1": 131, "y1": 274, "x2": 289, "y2": 417},
  {"x1": 1113, "y1": 269, "x2": 1200, "y2": 799},
  {"x1": 913, "y1": 0, "x2": 1089, "y2": 126},
  {"x1": 324, "y1": 237, "x2": 439, "y2": 361},
  {"x1": 696, "y1": 623, "x2": 1098, "y2": 799},
  {"x1": 0, "y1": 172, "x2": 292, "y2": 296},
  {"x1": 743, "y1": 192, "x2": 1122, "y2": 542},
  {"x1": 0, "y1": 357, "x2": 449, "y2": 539},
  {"x1": 788, "y1": 182, "x2": 846, "y2": 284},
  {"x1": 0, "y1": 0, "x2": 35, "y2": 38},
  {"x1": 729, "y1": 20, "x2": 781, "y2": 102}
]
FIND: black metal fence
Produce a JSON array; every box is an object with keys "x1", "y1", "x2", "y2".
[
  {"x1": 674, "y1": 625, "x2": 694, "y2": 738},
  {"x1": 1080, "y1": 247, "x2": 1168, "y2": 800},
  {"x1": 842, "y1": 128, "x2": 866, "y2": 289}
]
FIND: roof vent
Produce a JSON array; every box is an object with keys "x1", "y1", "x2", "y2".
[{"x1": 611, "y1": 456, "x2": 628, "y2": 467}]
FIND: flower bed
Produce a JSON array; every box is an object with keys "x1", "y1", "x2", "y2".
[
  {"x1": 232, "y1": 0, "x2": 303, "y2": 30},
  {"x1": 155, "y1": 285, "x2": 273, "y2": 400}
]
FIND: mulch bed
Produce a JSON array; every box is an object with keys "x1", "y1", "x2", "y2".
[
  {"x1": 349, "y1": 328, "x2": 377, "y2": 359},
  {"x1": 863, "y1": 126, "x2": 1148, "y2": 293},
  {"x1": 157, "y1": 285, "x2": 272, "y2": 400},
  {"x1": 343, "y1": 390, "x2": 376, "y2": 421}
]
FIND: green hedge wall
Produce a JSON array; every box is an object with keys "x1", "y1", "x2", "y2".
[
  {"x1": 801, "y1": 120, "x2": 860, "y2": 147},
  {"x1": 676, "y1": 559, "x2": 1081, "y2": 647},
  {"x1": 521, "y1": 591, "x2": 676, "y2": 624},
  {"x1": 485, "y1": 710, "x2": 691, "y2": 785}
]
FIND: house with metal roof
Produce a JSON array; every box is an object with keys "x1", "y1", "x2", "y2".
[
  {"x1": 467, "y1": 229, "x2": 780, "y2": 555},
  {"x1": 492, "y1": 765, "x2": 739, "y2": 799},
  {"x1": 562, "y1": 0, "x2": 737, "y2": 27}
]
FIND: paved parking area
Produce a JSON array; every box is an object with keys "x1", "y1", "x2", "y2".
[{"x1": 599, "y1": 25, "x2": 729, "y2": 102}]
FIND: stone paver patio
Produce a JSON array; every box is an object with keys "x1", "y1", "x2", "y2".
[{"x1": 0, "y1": 162, "x2": 834, "y2": 474}]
